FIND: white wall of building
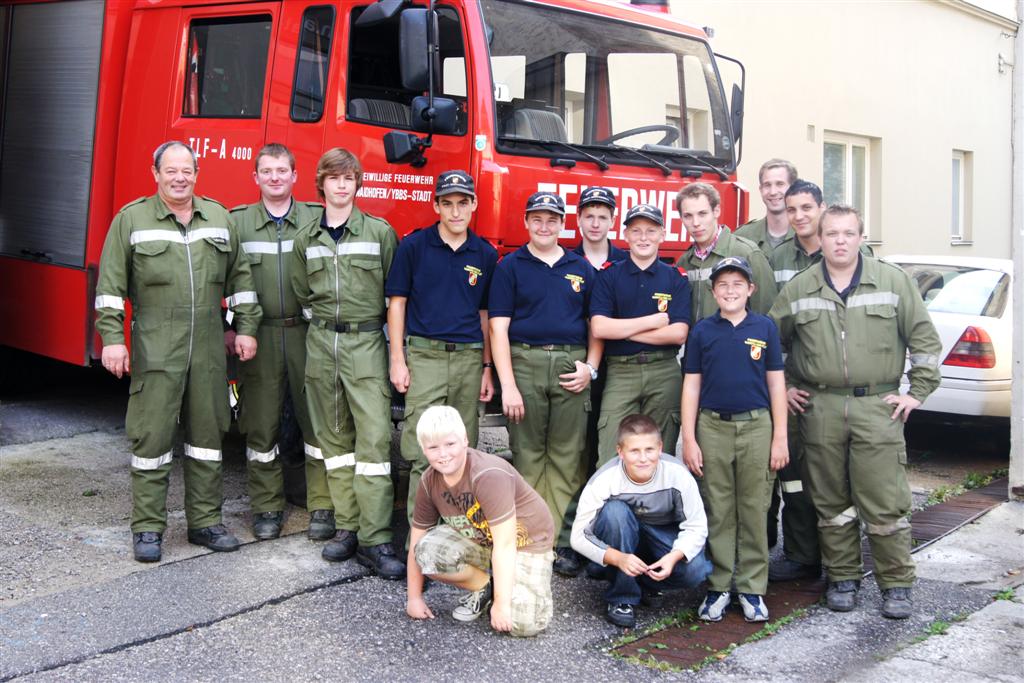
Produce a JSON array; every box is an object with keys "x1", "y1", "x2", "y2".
[{"x1": 675, "y1": 0, "x2": 1018, "y2": 257}]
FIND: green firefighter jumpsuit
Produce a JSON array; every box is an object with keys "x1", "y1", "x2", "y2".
[
  {"x1": 231, "y1": 200, "x2": 331, "y2": 515},
  {"x1": 95, "y1": 194, "x2": 262, "y2": 533},
  {"x1": 290, "y1": 207, "x2": 399, "y2": 546},
  {"x1": 769, "y1": 256, "x2": 941, "y2": 589}
]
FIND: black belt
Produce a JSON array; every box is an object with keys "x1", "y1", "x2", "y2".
[
  {"x1": 310, "y1": 316, "x2": 382, "y2": 333},
  {"x1": 517, "y1": 343, "x2": 585, "y2": 352},
  {"x1": 261, "y1": 316, "x2": 304, "y2": 328},
  {"x1": 700, "y1": 408, "x2": 767, "y2": 422},
  {"x1": 809, "y1": 382, "x2": 900, "y2": 397},
  {"x1": 407, "y1": 336, "x2": 484, "y2": 352},
  {"x1": 606, "y1": 349, "x2": 677, "y2": 365}
]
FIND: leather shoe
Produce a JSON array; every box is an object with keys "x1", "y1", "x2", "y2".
[
  {"x1": 307, "y1": 509, "x2": 335, "y2": 541},
  {"x1": 322, "y1": 529, "x2": 357, "y2": 562},
  {"x1": 552, "y1": 546, "x2": 581, "y2": 577},
  {"x1": 252, "y1": 511, "x2": 284, "y2": 540},
  {"x1": 826, "y1": 580, "x2": 860, "y2": 612},
  {"x1": 133, "y1": 531, "x2": 162, "y2": 562},
  {"x1": 187, "y1": 524, "x2": 240, "y2": 552},
  {"x1": 768, "y1": 558, "x2": 822, "y2": 583},
  {"x1": 356, "y1": 542, "x2": 406, "y2": 580},
  {"x1": 881, "y1": 587, "x2": 913, "y2": 619}
]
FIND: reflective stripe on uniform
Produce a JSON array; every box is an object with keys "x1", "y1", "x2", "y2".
[
  {"x1": 324, "y1": 452, "x2": 356, "y2": 470},
  {"x1": 355, "y1": 461, "x2": 391, "y2": 476},
  {"x1": 790, "y1": 297, "x2": 837, "y2": 314},
  {"x1": 188, "y1": 227, "x2": 231, "y2": 243},
  {"x1": 242, "y1": 240, "x2": 294, "y2": 255},
  {"x1": 688, "y1": 267, "x2": 712, "y2": 282},
  {"x1": 780, "y1": 479, "x2": 804, "y2": 493},
  {"x1": 864, "y1": 517, "x2": 911, "y2": 536},
  {"x1": 302, "y1": 307, "x2": 312, "y2": 320},
  {"x1": 94, "y1": 295, "x2": 125, "y2": 310},
  {"x1": 337, "y1": 242, "x2": 381, "y2": 256},
  {"x1": 130, "y1": 228, "x2": 230, "y2": 245},
  {"x1": 774, "y1": 269, "x2": 798, "y2": 283},
  {"x1": 819, "y1": 505, "x2": 858, "y2": 527},
  {"x1": 304, "y1": 443, "x2": 324, "y2": 460},
  {"x1": 306, "y1": 245, "x2": 334, "y2": 260},
  {"x1": 184, "y1": 443, "x2": 222, "y2": 461},
  {"x1": 227, "y1": 291, "x2": 258, "y2": 307},
  {"x1": 848, "y1": 291, "x2": 899, "y2": 308},
  {"x1": 246, "y1": 445, "x2": 278, "y2": 463},
  {"x1": 131, "y1": 451, "x2": 172, "y2": 470},
  {"x1": 909, "y1": 353, "x2": 940, "y2": 368}
]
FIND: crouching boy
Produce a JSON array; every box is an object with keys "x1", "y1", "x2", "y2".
[
  {"x1": 406, "y1": 406, "x2": 555, "y2": 637},
  {"x1": 681, "y1": 257, "x2": 789, "y2": 623},
  {"x1": 571, "y1": 414, "x2": 712, "y2": 628}
]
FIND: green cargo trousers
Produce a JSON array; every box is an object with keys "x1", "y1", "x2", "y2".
[
  {"x1": 237, "y1": 321, "x2": 331, "y2": 514},
  {"x1": 767, "y1": 414, "x2": 821, "y2": 565},
  {"x1": 596, "y1": 353, "x2": 682, "y2": 466},
  {"x1": 127, "y1": 368, "x2": 230, "y2": 533},
  {"x1": 508, "y1": 345, "x2": 589, "y2": 547},
  {"x1": 696, "y1": 409, "x2": 775, "y2": 595},
  {"x1": 799, "y1": 391, "x2": 914, "y2": 589},
  {"x1": 304, "y1": 328, "x2": 394, "y2": 546},
  {"x1": 399, "y1": 339, "x2": 483, "y2": 521}
]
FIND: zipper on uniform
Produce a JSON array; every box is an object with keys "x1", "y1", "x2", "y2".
[
  {"x1": 183, "y1": 224, "x2": 196, "y2": 371},
  {"x1": 333, "y1": 250, "x2": 341, "y2": 432},
  {"x1": 840, "y1": 329, "x2": 849, "y2": 385},
  {"x1": 277, "y1": 222, "x2": 287, "y2": 357}
]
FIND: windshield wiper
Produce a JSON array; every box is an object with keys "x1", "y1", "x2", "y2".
[
  {"x1": 499, "y1": 136, "x2": 609, "y2": 171},
  {"x1": 608, "y1": 145, "x2": 672, "y2": 176},
  {"x1": 640, "y1": 144, "x2": 730, "y2": 181}
]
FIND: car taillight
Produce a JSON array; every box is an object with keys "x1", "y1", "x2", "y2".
[{"x1": 943, "y1": 326, "x2": 996, "y2": 368}]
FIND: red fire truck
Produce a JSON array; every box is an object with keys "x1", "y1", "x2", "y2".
[{"x1": 0, "y1": 0, "x2": 746, "y2": 367}]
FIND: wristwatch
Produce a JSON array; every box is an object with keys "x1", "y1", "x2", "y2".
[{"x1": 585, "y1": 362, "x2": 598, "y2": 381}]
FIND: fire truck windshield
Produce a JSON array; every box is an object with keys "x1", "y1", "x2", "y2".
[{"x1": 480, "y1": 0, "x2": 734, "y2": 171}]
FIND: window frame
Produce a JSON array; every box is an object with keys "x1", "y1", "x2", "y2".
[
  {"x1": 950, "y1": 149, "x2": 973, "y2": 245},
  {"x1": 289, "y1": 4, "x2": 336, "y2": 123},
  {"x1": 822, "y1": 131, "x2": 873, "y2": 240}
]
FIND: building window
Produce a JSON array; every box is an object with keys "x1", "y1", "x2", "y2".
[
  {"x1": 823, "y1": 132, "x2": 872, "y2": 238},
  {"x1": 951, "y1": 150, "x2": 972, "y2": 243},
  {"x1": 182, "y1": 15, "x2": 272, "y2": 118}
]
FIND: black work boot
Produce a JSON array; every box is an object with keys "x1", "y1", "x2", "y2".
[
  {"x1": 187, "y1": 524, "x2": 241, "y2": 552},
  {"x1": 307, "y1": 509, "x2": 336, "y2": 541},
  {"x1": 356, "y1": 542, "x2": 406, "y2": 580},
  {"x1": 881, "y1": 587, "x2": 913, "y2": 619},
  {"x1": 826, "y1": 580, "x2": 861, "y2": 612},
  {"x1": 252, "y1": 511, "x2": 284, "y2": 540},
  {"x1": 133, "y1": 531, "x2": 163, "y2": 563},
  {"x1": 322, "y1": 529, "x2": 357, "y2": 562},
  {"x1": 768, "y1": 558, "x2": 822, "y2": 582},
  {"x1": 553, "y1": 546, "x2": 581, "y2": 577}
]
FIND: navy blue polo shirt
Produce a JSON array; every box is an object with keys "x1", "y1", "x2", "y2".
[
  {"x1": 590, "y1": 258, "x2": 692, "y2": 356},
  {"x1": 572, "y1": 239, "x2": 629, "y2": 270},
  {"x1": 489, "y1": 245, "x2": 595, "y2": 345},
  {"x1": 384, "y1": 223, "x2": 499, "y2": 343},
  {"x1": 683, "y1": 311, "x2": 784, "y2": 413}
]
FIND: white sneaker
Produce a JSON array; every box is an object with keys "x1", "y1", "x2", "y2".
[
  {"x1": 452, "y1": 583, "x2": 493, "y2": 622},
  {"x1": 698, "y1": 591, "x2": 730, "y2": 622},
  {"x1": 738, "y1": 593, "x2": 769, "y2": 622}
]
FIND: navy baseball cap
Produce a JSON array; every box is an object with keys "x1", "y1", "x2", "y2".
[
  {"x1": 435, "y1": 170, "x2": 476, "y2": 198},
  {"x1": 525, "y1": 191, "x2": 565, "y2": 216},
  {"x1": 623, "y1": 203, "x2": 664, "y2": 227},
  {"x1": 578, "y1": 186, "x2": 616, "y2": 211},
  {"x1": 710, "y1": 256, "x2": 753, "y2": 282}
]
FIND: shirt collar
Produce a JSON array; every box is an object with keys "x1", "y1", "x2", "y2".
[
  {"x1": 822, "y1": 253, "x2": 864, "y2": 298},
  {"x1": 693, "y1": 226, "x2": 724, "y2": 260},
  {"x1": 427, "y1": 222, "x2": 478, "y2": 253}
]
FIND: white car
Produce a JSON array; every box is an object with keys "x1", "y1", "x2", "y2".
[{"x1": 887, "y1": 255, "x2": 1012, "y2": 424}]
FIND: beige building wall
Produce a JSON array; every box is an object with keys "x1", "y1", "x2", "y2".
[{"x1": 674, "y1": 0, "x2": 1018, "y2": 257}]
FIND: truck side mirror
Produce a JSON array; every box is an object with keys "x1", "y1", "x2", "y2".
[
  {"x1": 383, "y1": 131, "x2": 429, "y2": 168},
  {"x1": 399, "y1": 8, "x2": 437, "y2": 92},
  {"x1": 411, "y1": 95, "x2": 458, "y2": 135},
  {"x1": 730, "y1": 83, "x2": 744, "y2": 143}
]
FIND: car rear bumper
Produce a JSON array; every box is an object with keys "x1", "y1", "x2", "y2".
[{"x1": 900, "y1": 377, "x2": 1011, "y2": 418}]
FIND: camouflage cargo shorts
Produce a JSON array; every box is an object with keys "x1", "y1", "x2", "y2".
[{"x1": 414, "y1": 524, "x2": 554, "y2": 637}]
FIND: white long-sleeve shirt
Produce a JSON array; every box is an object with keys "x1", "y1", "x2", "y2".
[{"x1": 570, "y1": 454, "x2": 708, "y2": 565}]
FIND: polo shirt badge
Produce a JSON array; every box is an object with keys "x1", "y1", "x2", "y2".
[
  {"x1": 652, "y1": 292, "x2": 672, "y2": 312},
  {"x1": 745, "y1": 337, "x2": 767, "y2": 361},
  {"x1": 464, "y1": 265, "x2": 482, "y2": 286},
  {"x1": 565, "y1": 273, "x2": 584, "y2": 293}
]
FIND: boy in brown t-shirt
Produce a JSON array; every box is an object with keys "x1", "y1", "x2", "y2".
[{"x1": 405, "y1": 406, "x2": 555, "y2": 637}]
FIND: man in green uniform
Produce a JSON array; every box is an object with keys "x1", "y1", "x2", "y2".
[
  {"x1": 290, "y1": 148, "x2": 404, "y2": 579},
  {"x1": 734, "y1": 158, "x2": 797, "y2": 257},
  {"x1": 230, "y1": 143, "x2": 333, "y2": 541},
  {"x1": 769, "y1": 205, "x2": 941, "y2": 619},
  {"x1": 95, "y1": 140, "x2": 262, "y2": 562},
  {"x1": 676, "y1": 183, "x2": 776, "y2": 325}
]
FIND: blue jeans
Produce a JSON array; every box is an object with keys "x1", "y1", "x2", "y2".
[{"x1": 589, "y1": 499, "x2": 712, "y2": 605}]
